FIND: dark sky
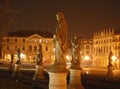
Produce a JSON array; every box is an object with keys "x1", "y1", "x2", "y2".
[{"x1": 11, "y1": 0, "x2": 120, "y2": 39}]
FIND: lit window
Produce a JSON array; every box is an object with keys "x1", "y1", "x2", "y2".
[
  {"x1": 39, "y1": 39, "x2": 42, "y2": 43},
  {"x1": 46, "y1": 40, "x2": 48, "y2": 43}
]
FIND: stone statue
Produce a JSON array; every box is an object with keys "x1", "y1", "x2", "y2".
[
  {"x1": 71, "y1": 36, "x2": 80, "y2": 68},
  {"x1": 35, "y1": 44, "x2": 43, "y2": 65},
  {"x1": 56, "y1": 12, "x2": 68, "y2": 53},
  {"x1": 10, "y1": 53, "x2": 14, "y2": 63},
  {"x1": 53, "y1": 12, "x2": 68, "y2": 66},
  {"x1": 108, "y1": 51, "x2": 113, "y2": 66},
  {"x1": 15, "y1": 48, "x2": 21, "y2": 64}
]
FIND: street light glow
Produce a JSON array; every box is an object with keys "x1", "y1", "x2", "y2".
[
  {"x1": 84, "y1": 55, "x2": 90, "y2": 60},
  {"x1": 111, "y1": 55, "x2": 117, "y2": 62}
]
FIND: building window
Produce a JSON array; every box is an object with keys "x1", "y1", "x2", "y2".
[
  {"x1": 7, "y1": 46, "x2": 10, "y2": 50},
  {"x1": 86, "y1": 46, "x2": 89, "y2": 49},
  {"x1": 29, "y1": 45, "x2": 32, "y2": 51},
  {"x1": 46, "y1": 46, "x2": 48, "y2": 51},
  {"x1": 7, "y1": 38, "x2": 10, "y2": 42},
  {"x1": 23, "y1": 39, "x2": 25, "y2": 42},
  {"x1": 15, "y1": 45, "x2": 17, "y2": 51},
  {"x1": 39, "y1": 39, "x2": 42, "y2": 43},
  {"x1": 15, "y1": 38, "x2": 18, "y2": 42},
  {"x1": 23, "y1": 46, "x2": 25, "y2": 50},
  {"x1": 34, "y1": 46, "x2": 37, "y2": 52}
]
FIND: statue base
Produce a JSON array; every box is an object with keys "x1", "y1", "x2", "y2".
[
  {"x1": 48, "y1": 64, "x2": 68, "y2": 73},
  {"x1": 33, "y1": 65, "x2": 44, "y2": 81},
  {"x1": 105, "y1": 65, "x2": 113, "y2": 79},
  {"x1": 12, "y1": 64, "x2": 22, "y2": 78},
  {"x1": 68, "y1": 69, "x2": 84, "y2": 89},
  {"x1": 8, "y1": 62, "x2": 14, "y2": 72},
  {"x1": 48, "y1": 72, "x2": 67, "y2": 89}
]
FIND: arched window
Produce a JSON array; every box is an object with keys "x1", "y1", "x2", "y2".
[
  {"x1": 29, "y1": 45, "x2": 32, "y2": 52},
  {"x1": 46, "y1": 46, "x2": 48, "y2": 51},
  {"x1": 34, "y1": 46, "x2": 37, "y2": 52}
]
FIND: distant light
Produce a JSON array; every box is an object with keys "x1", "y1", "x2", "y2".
[
  {"x1": 39, "y1": 39, "x2": 42, "y2": 43},
  {"x1": 111, "y1": 55, "x2": 117, "y2": 61},
  {"x1": 84, "y1": 55, "x2": 90, "y2": 60},
  {"x1": 86, "y1": 71, "x2": 89, "y2": 75},
  {"x1": 66, "y1": 55, "x2": 70, "y2": 60}
]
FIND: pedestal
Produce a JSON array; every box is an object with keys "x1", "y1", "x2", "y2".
[
  {"x1": 12, "y1": 64, "x2": 21, "y2": 78},
  {"x1": 8, "y1": 62, "x2": 14, "y2": 72},
  {"x1": 33, "y1": 65, "x2": 44, "y2": 81},
  {"x1": 68, "y1": 69, "x2": 84, "y2": 89},
  {"x1": 106, "y1": 65, "x2": 113, "y2": 79},
  {"x1": 48, "y1": 72, "x2": 67, "y2": 89}
]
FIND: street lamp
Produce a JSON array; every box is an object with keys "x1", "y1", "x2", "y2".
[{"x1": 84, "y1": 55, "x2": 90, "y2": 67}]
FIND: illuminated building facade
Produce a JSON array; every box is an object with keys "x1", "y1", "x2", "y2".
[
  {"x1": 79, "y1": 38, "x2": 93, "y2": 67},
  {"x1": 1, "y1": 31, "x2": 55, "y2": 65},
  {"x1": 93, "y1": 28, "x2": 120, "y2": 68}
]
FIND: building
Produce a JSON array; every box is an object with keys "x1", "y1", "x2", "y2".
[
  {"x1": 1, "y1": 31, "x2": 55, "y2": 65},
  {"x1": 93, "y1": 28, "x2": 120, "y2": 69},
  {"x1": 79, "y1": 37, "x2": 93, "y2": 67}
]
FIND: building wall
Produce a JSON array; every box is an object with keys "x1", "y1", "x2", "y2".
[
  {"x1": 93, "y1": 28, "x2": 120, "y2": 68},
  {"x1": 1, "y1": 34, "x2": 55, "y2": 65}
]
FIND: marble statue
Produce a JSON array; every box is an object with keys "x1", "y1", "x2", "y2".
[
  {"x1": 71, "y1": 36, "x2": 80, "y2": 68},
  {"x1": 15, "y1": 48, "x2": 21, "y2": 64},
  {"x1": 108, "y1": 51, "x2": 113, "y2": 66},
  {"x1": 55, "y1": 12, "x2": 68, "y2": 53},
  {"x1": 35, "y1": 44, "x2": 43, "y2": 65},
  {"x1": 10, "y1": 53, "x2": 14, "y2": 63},
  {"x1": 53, "y1": 12, "x2": 68, "y2": 66}
]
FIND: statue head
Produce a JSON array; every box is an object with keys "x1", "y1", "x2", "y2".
[{"x1": 56, "y1": 12, "x2": 65, "y2": 22}]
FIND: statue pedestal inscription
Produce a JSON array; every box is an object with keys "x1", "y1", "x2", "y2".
[
  {"x1": 68, "y1": 69, "x2": 84, "y2": 89},
  {"x1": 48, "y1": 72, "x2": 67, "y2": 89},
  {"x1": 33, "y1": 65, "x2": 44, "y2": 81}
]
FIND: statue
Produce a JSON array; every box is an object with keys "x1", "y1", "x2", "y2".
[
  {"x1": 106, "y1": 51, "x2": 113, "y2": 78},
  {"x1": 71, "y1": 36, "x2": 80, "y2": 68},
  {"x1": 48, "y1": 12, "x2": 68, "y2": 72},
  {"x1": 108, "y1": 51, "x2": 113, "y2": 66},
  {"x1": 53, "y1": 12, "x2": 68, "y2": 66},
  {"x1": 56, "y1": 12, "x2": 68, "y2": 53},
  {"x1": 10, "y1": 53, "x2": 14, "y2": 63},
  {"x1": 35, "y1": 44, "x2": 43, "y2": 65},
  {"x1": 15, "y1": 48, "x2": 21, "y2": 64}
]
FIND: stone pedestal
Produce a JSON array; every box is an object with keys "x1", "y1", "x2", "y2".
[
  {"x1": 12, "y1": 64, "x2": 21, "y2": 78},
  {"x1": 68, "y1": 69, "x2": 84, "y2": 89},
  {"x1": 106, "y1": 65, "x2": 113, "y2": 79},
  {"x1": 48, "y1": 72, "x2": 67, "y2": 89},
  {"x1": 8, "y1": 62, "x2": 14, "y2": 72},
  {"x1": 33, "y1": 65, "x2": 44, "y2": 81}
]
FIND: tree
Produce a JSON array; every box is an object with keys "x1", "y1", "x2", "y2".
[
  {"x1": 0, "y1": 0, "x2": 16, "y2": 35},
  {"x1": 0, "y1": 0, "x2": 16, "y2": 58}
]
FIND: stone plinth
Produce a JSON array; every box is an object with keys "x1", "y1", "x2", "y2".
[
  {"x1": 48, "y1": 72, "x2": 67, "y2": 89},
  {"x1": 106, "y1": 65, "x2": 113, "y2": 79},
  {"x1": 12, "y1": 64, "x2": 21, "y2": 78},
  {"x1": 68, "y1": 69, "x2": 84, "y2": 89},
  {"x1": 8, "y1": 62, "x2": 14, "y2": 72},
  {"x1": 33, "y1": 65, "x2": 44, "y2": 81}
]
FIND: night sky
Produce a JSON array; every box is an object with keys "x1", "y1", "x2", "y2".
[{"x1": 11, "y1": 0, "x2": 120, "y2": 39}]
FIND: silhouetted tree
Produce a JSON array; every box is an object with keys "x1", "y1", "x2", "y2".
[{"x1": 0, "y1": 0, "x2": 16, "y2": 58}]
